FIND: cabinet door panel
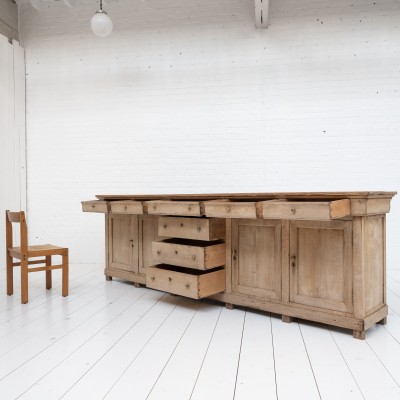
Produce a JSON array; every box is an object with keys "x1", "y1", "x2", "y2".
[
  {"x1": 232, "y1": 219, "x2": 282, "y2": 301},
  {"x1": 290, "y1": 220, "x2": 353, "y2": 313},
  {"x1": 108, "y1": 215, "x2": 138, "y2": 272}
]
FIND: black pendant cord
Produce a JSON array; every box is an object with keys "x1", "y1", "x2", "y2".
[{"x1": 100, "y1": 0, "x2": 103, "y2": 11}]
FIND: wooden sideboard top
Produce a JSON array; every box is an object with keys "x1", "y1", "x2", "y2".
[{"x1": 95, "y1": 191, "x2": 397, "y2": 202}]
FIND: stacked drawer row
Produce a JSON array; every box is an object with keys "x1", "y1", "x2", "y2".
[
  {"x1": 82, "y1": 198, "x2": 361, "y2": 220},
  {"x1": 146, "y1": 216, "x2": 227, "y2": 299}
]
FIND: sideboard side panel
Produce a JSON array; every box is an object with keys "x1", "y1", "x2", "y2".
[
  {"x1": 363, "y1": 215, "x2": 386, "y2": 314},
  {"x1": 105, "y1": 214, "x2": 109, "y2": 270}
]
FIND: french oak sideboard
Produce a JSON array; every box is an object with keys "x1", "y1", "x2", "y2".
[{"x1": 82, "y1": 191, "x2": 396, "y2": 339}]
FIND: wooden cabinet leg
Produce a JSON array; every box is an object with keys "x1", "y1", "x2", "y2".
[
  {"x1": 378, "y1": 317, "x2": 387, "y2": 325},
  {"x1": 134, "y1": 282, "x2": 141, "y2": 288},
  {"x1": 282, "y1": 315, "x2": 293, "y2": 323},
  {"x1": 106, "y1": 275, "x2": 112, "y2": 281},
  {"x1": 353, "y1": 330, "x2": 366, "y2": 340},
  {"x1": 225, "y1": 303, "x2": 234, "y2": 310}
]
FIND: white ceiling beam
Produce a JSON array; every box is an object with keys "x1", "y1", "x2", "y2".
[{"x1": 255, "y1": 0, "x2": 269, "y2": 29}]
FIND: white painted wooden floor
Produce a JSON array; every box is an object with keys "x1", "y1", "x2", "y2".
[{"x1": 1, "y1": 264, "x2": 400, "y2": 400}]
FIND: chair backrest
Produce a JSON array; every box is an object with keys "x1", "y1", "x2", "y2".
[{"x1": 6, "y1": 210, "x2": 28, "y2": 256}]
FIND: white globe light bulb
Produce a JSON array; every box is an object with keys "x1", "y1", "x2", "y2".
[{"x1": 90, "y1": 11, "x2": 113, "y2": 37}]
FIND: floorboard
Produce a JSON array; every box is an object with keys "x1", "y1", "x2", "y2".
[
  {"x1": 234, "y1": 310, "x2": 277, "y2": 400},
  {"x1": 190, "y1": 307, "x2": 245, "y2": 400},
  {"x1": 331, "y1": 328, "x2": 400, "y2": 399},
  {"x1": 299, "y1": 322, "x2": 363, "y2": 400},
  {"x1": 104, "y1": 297, "x2": 200, "y2": 399},
  {"x1": 272, "y1": 315, "x2": 320, "y2": 400},
  {"x1": 146, "y1": 302, "x2": 222, "y2": 400},
  {"x1": 61, "y1": 292, "x2": 180, "y2": 400},
  {"x1": 17, "y1": 290, "x2": 162, "y2": 400}
]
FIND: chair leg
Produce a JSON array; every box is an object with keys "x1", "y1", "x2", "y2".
[
  {"x1": 6, "y1": 253, "x2": 13, "y2": 296},
  {"x1": 21, "y1": 260, "x2": 29, "y2": 304},
  {"x1": 46, "y1": 255, "x2": 52, "y2": 290},
  {"x1": 62, "y1": 249, "x2": 69, "y2": 297}
]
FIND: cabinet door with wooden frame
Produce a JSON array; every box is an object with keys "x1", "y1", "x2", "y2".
[
  {"x1": 138, "y1": 215, "x2": 163, "y2": 275},
  {"x1": 290, "y1": 220, "x2": 353, "y2": 314},
  {"x1": 232, "y1": 219, "x2": 282, "y2": 301},
  {"x1": 108, "y1": 214, "x2": 138, "y2": 273}
]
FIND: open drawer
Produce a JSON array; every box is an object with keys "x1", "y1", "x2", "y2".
[
  {"x1": 262, "y1": 199, "x2": 351, "y2": 220},
  {"x1": 158, "y1": 216, "x2": 225, "y2": 241},
  {"x1": 146, "y1": 265, "x2": 226, "y2": 299},
  {"x1": 110, "y1": 201, "x2": 143, "y2": 214},
  {"x1": 146, "y1": 200, "x2": 202, "y2": 216},
  {"x1": 152, "y1": 239, "x2": 225, "y2": 270},
  {"x1": 204, "y1": 200, "x2": 261, "y2": 219},
  {"x1": 81, "y1": 200, "x2": 109, "y2": 213}
]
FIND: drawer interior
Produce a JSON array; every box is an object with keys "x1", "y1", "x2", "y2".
[
  {"x1": 156, "y1": 238, "x2": 224, "y2": 247},
  {"x1": 150, "y1": 264, "x2": 224, "y2": 276}
]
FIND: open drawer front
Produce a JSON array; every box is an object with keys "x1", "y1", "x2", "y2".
[
  {"x1": 110, "y1": 201, "x2": 143, "y2": 214},
  {"x1": 146, "y1": 200, "x2": 202, "y2": 216},
  {"x1": 81, "y1": 200, "x2": 109, "y2": 213},
  {"x1": 152, "y1": 239, "x2": 225, "y2": 270},
  {"x1": 204, "y1": 200, "x2": 262, "y2": 219},
  {"x1": 262, "y1": 199, "x2": 351, "y2": 220},
  {"x1": 146, "y1": 265, "x2": 226, "y2": 299},
  {"x1": 158, "y1": 216, "x2": 225, "y2": 241}
]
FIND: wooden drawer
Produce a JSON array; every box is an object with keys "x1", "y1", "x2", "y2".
[
  {"x1": 152, "y1": 239, "x2": 225, "y2": 270},
  {"x1": 262, "y1": 199, "x2": 351, "y2": 221},
  {"x1": 158, "y1": 216, "x2": 225, "y2": 241},
  {"x1": 147, "y1": 201, "x2": 202, "y2": 216},
  {"x1": 204, "y1": 201, "x2": 261, "y2": 219},
  {"x1": 81, "y1": 200, "x2": 108, "y2": 213},
  {"x1": 146, "y1": 265, "x2": 226, "y2": 299},
  {"x1": 110, "y1": 201, "x2": 143, "y2": 214}
]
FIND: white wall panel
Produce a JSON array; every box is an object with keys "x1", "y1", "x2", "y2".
[
  {"x1": 19, "y1": 0, "x2": 400, "y2": 265},
  {"x1": 0, "y1": 35, "x2": 26, "y2": 266}
]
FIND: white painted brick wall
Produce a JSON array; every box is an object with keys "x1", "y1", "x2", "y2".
[{"x1": 19, "y1": 0, "x2": 400, "y2": 266}]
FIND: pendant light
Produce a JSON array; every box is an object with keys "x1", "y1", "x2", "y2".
[{"x1": 90, "y1": 0, "x2": 113, "y2": 37}]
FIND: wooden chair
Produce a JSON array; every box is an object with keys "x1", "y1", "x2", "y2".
[{"x1": 6, "y1": 210, "x2": 68, "y2": 304}]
